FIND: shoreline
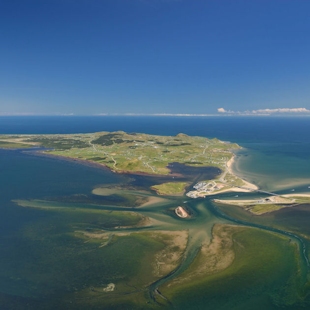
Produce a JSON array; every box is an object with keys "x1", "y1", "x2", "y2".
[
  {"x1": 23, "y1": 144, "x2": 259, "y2": 197},
  {"x1": 32, "y1": 150, "x2": 177, "y2": 178},
  {"x1": 186, "y1": 154, "x2": 259, "y2": 198},
  {"x1": 282, "y1": 193, "x2": 310, "y2": 198},
  {"x1": 227, "y1": 154, "x2": 258, "y2": 191}
]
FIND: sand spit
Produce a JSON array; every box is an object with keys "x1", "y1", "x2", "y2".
[
  {"x1": 139, "y1": 196, "x2": 170, "y2": 207},
  {"x1": 213, "y1": 195, "x2": 294, "y2": 206},
  {"x1": 92, "y1": 186, "x2": 170, "y2": 208},
  {"x1": 214, "y1": 193, "x2": 310, "y2": 207},
  {"x1": 214, "y1": 193, "x2": 310, "y2": 215},
  {"x1": 282, "y1": 193, "x2": 310, "y2": 198}
]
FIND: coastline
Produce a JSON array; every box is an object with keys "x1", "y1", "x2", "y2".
[
  {"x1": 33, "y1": 150, "x2": 176, "y2": 178},
  {"x1": 7, "y1": 135, "x2": 260, "y2": 198},
  {"x1": 227, "y1": 154, "x2": 258, "y2": 191},
  {"x1": 186, "y1": 154, "x2": 259, "y2": 198}
]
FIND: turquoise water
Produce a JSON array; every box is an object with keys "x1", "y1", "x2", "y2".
[{"x1": 234, "y1": 141, "x2": 310, "y2": 191}]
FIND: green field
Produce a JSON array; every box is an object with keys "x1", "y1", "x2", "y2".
[
  {"x1": 0, "y1": 131, "x2": 239, "y2": 175},
  {"x1": 151, "y1": 182, "x2": 189, "y2": 196}
]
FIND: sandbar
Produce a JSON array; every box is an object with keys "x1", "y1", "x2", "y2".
[{"x1": 175, "y1": 206, "x2": 189, "y2": 218}]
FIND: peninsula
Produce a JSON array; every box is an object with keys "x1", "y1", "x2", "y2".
[{"x1": 0, "y1": 131, "x2": 257, "y2": 196}]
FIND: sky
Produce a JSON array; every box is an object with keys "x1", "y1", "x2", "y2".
[{"x1": 1, "y1": 0, "x2": 310, "y2": 116}]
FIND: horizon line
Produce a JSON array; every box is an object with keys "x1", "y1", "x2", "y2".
[{"x1": 1, "y1": 113, "x2": 310, "y2": 117}]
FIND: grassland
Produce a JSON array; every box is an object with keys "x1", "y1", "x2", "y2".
[
  {"x1": 0, "y1": 132, "x2": 239, "y2": 173},
  {"x1": 0, "y1": 139, "x2": 34, "y2": 148},
  {"x1": 151, "y1": 182, "x2": 189, "y2": 196},
  {"x1": 0, "y1": 131, "x2": 253, "y2": 196}
]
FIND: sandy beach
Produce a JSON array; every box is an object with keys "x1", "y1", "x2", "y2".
[
  {"x1": 186, "y1": 156, "x2": 260, "y2": 198},
  {"x1": 227, "y1": 155, "x2": 258, "y2": 191}
]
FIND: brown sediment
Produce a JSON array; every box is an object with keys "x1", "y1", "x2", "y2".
[
  {"x1": 76, "y1": 229, "x2": 189, "y2": 279},
  {"x1": 166, "y1": 224, "x2": 245, "y2": 288},
  {"x1": 136, "y1": 214, "x2": 152, "y2": 227},
  {"x1": 151, "y1": 230, "x2": 188, "y2": 279},
  {"x1": 139, "y1": 196, "x2": 169, "y2": 207},
  {"x1": 92, "y1": 186, "x2": 167, "y2": 204},
  {"x1": 199, "y1": 224, "x2": 239, "y2": 272}
]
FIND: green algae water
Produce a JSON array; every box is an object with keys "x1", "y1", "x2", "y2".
[{"x1": 1, "y1": 116, "x2": 310, "y2": 309}]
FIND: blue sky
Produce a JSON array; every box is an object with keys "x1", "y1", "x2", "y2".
[{"x1": 1, "y1": 0, "x2": 310, "y2": 115}]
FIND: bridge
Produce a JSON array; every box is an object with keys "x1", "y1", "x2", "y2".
[{"x1": 237, "y1": 186, "x2": 279, "y2": 196}]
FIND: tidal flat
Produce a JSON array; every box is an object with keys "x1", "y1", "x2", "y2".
[{"x1": 1, "y1": 129, "x2": 310, "y2": 309}]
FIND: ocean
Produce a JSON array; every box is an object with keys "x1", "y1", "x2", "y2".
[
  {"x1": 0, "y1": 116, "x2": 310, "y2": 309},
  {"x1": 1, "y1": 115, "x2": 310, "y2": 191}
]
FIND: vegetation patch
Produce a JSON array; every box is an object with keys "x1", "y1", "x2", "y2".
[
  {"x1": 1, "y1": 131, "x2": 240, "y2": 176},
  {"x1": 151, "y1": 182, "x2": 189, "y2": 196}
]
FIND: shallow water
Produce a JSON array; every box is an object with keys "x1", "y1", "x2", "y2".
[
  {"x1": 1, "y1": 116, "x2": 310, "y2": 309},
  {"x1": 0, "y1": 149, "x2": 309, "y2": 309}
]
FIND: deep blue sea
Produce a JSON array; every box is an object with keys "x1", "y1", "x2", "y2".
[
  {"x1": 1, "y1": 115, "x2": 310, "y2": 191},
  {"x1": 0, "y1": 116, "x2": 309, "y2": 144}
]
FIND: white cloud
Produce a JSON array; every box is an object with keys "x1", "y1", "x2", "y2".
[
  {"x1": 252, "y1": 108, "x2": 310, "y2": 114},
  {"x1": 217, "y1": 107, "x2": 310, "y2": 115}
]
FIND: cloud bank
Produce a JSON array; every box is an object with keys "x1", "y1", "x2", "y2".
[{"x1": 217, "y1": 107, "x2": 310, "y2": 115}]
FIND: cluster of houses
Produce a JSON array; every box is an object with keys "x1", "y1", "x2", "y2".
[{"x1": 186, "y1": 181, "x2": 226, "y2": 198}]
